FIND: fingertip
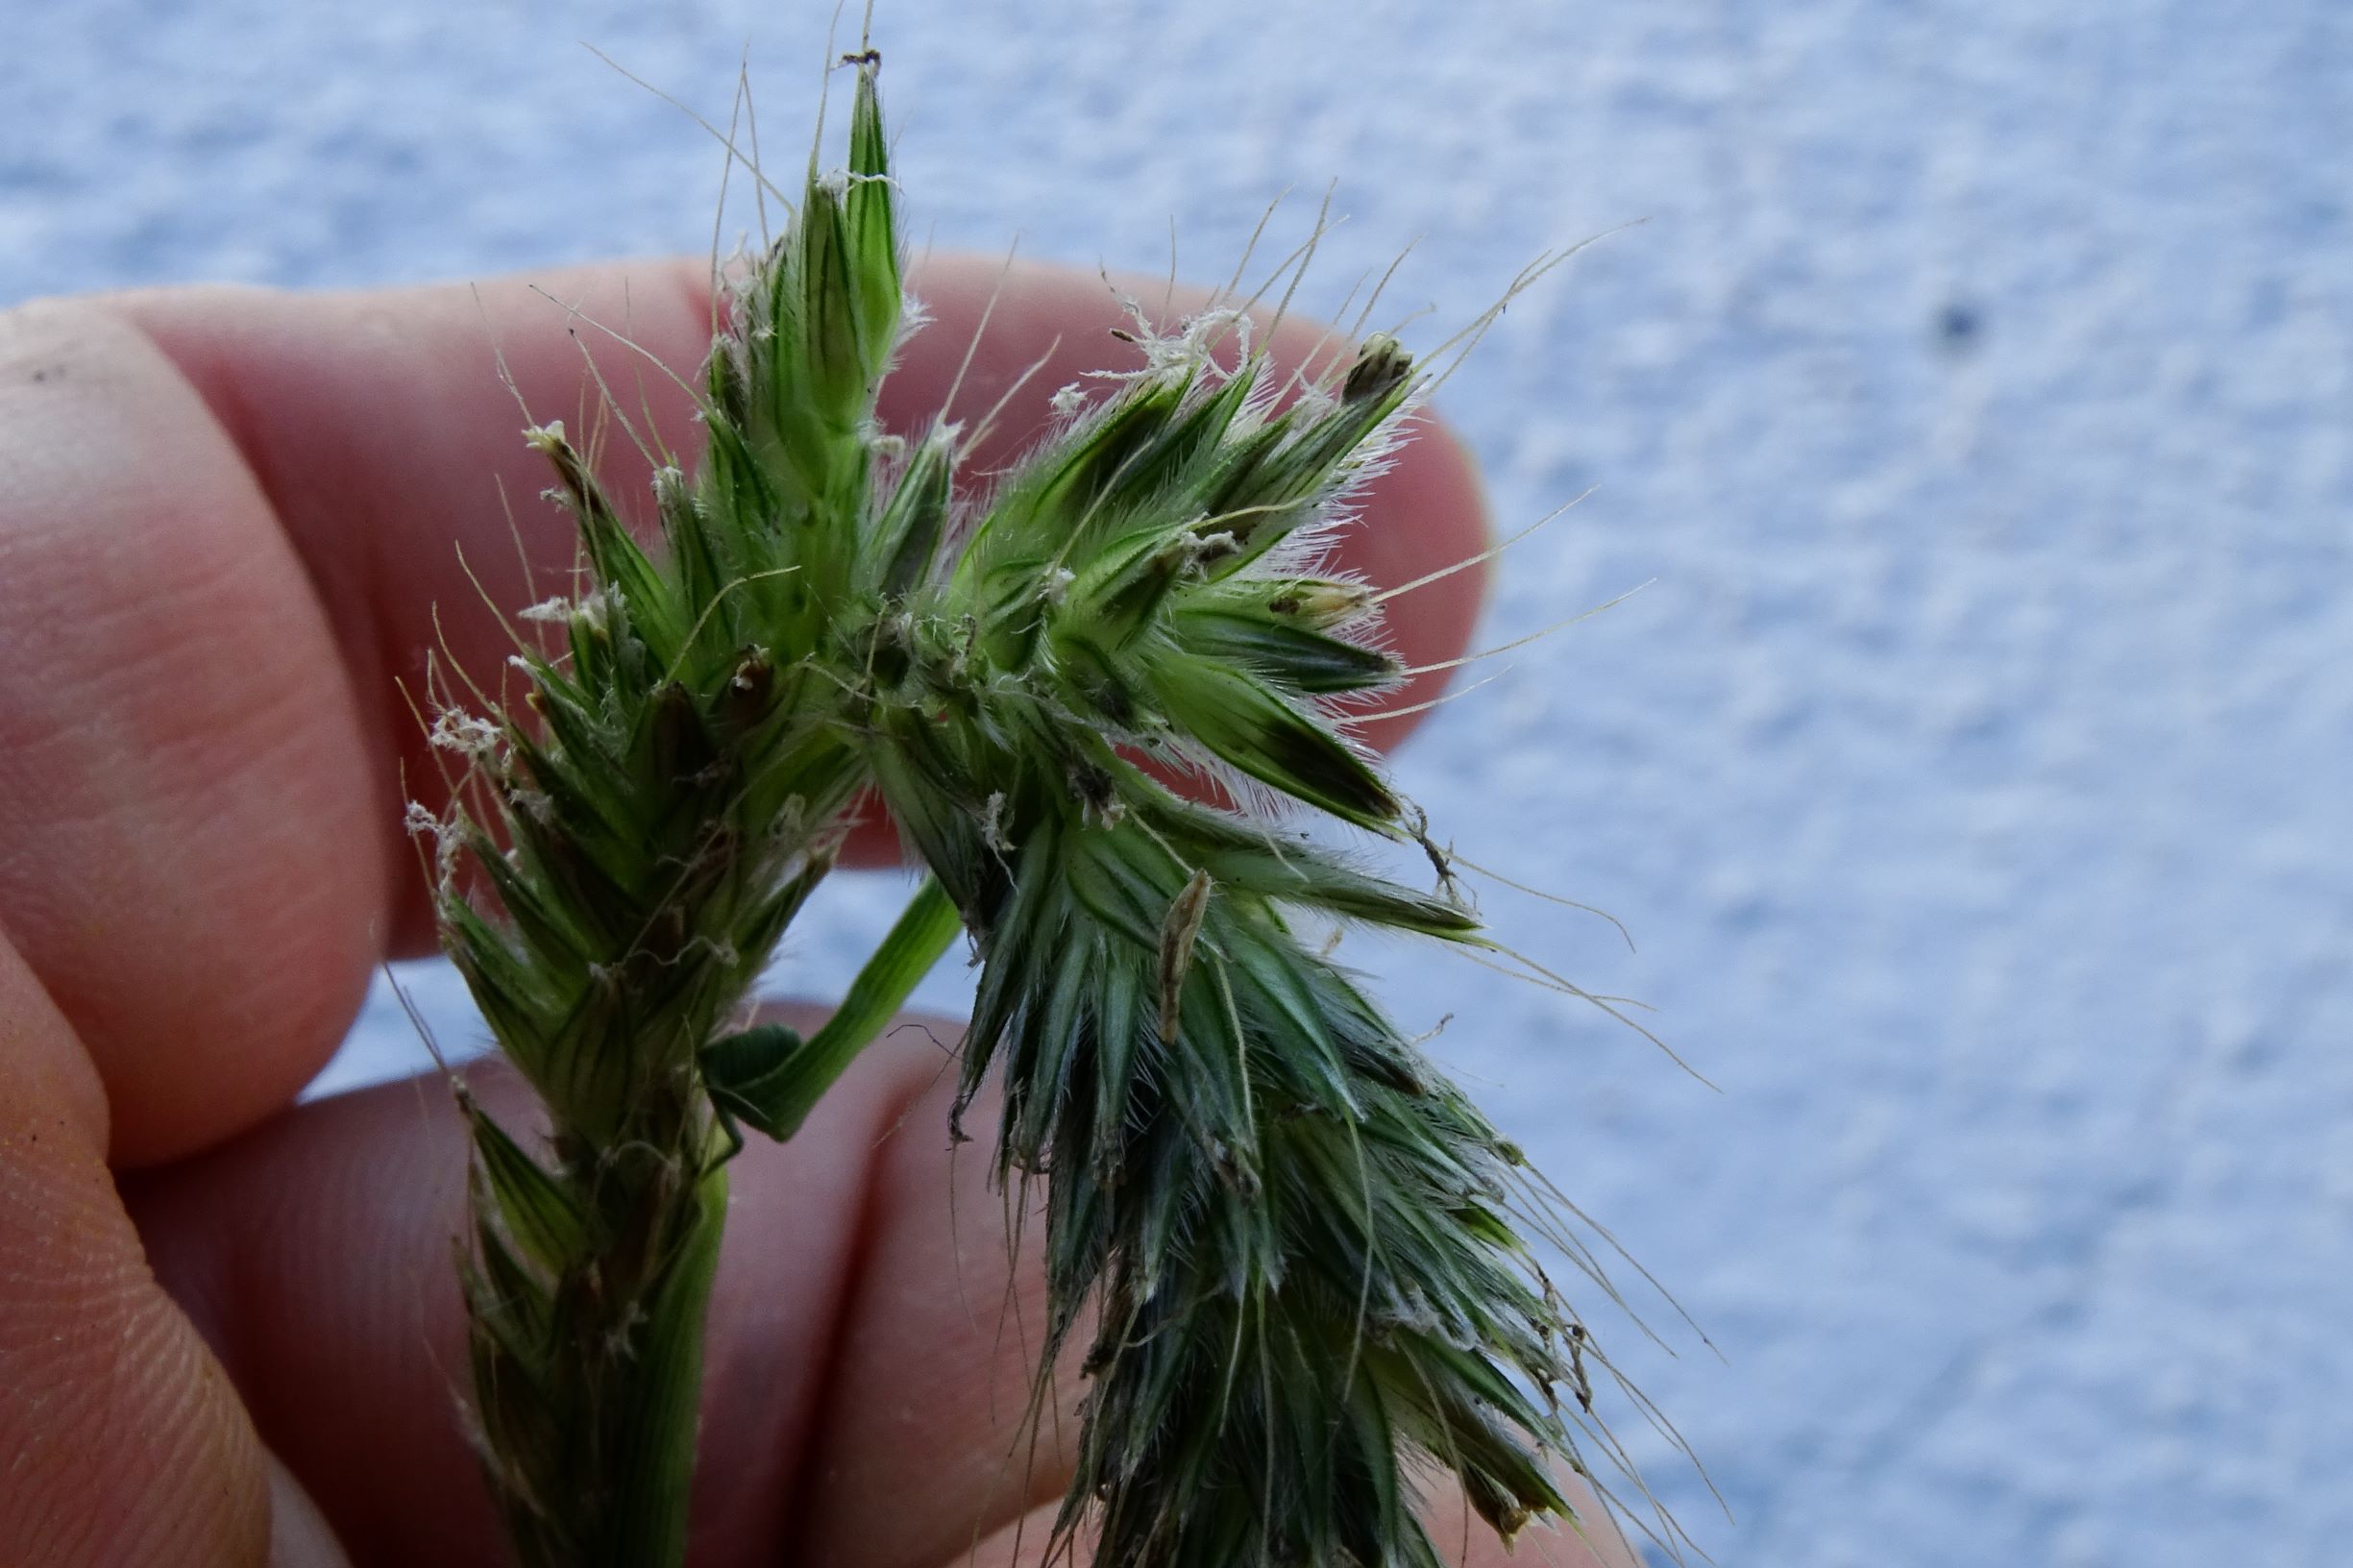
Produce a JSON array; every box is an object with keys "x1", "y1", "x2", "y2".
[
  {"x1": 86, "y1": 252, "x2": 1495, "y2": 950},
  {"x1": 1345, "y1": 406, "x2": 1495, "y2": 753},
  {"x1": 0, "y1": 936, "x2": 272, "y2": 1567}
]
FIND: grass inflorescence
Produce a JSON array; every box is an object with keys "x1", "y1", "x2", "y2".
[{"x1": 420, "y1": 37, "x2": 1699, "y2": 1568}]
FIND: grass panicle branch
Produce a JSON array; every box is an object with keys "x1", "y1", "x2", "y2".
[
  {"x1": 863, "y1": 307, "x2": 1697, "y2": 1565},
  {"x1": 421, "y1": 39, "x2": 1695, "y2": 1568}
]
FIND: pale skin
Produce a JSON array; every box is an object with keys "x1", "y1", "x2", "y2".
[{"x1": 0, "y1": 254, "x2": 1638, "y2": 1567}]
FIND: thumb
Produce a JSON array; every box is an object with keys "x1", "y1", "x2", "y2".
[{"x1": 0, "y1": 930, "x2": 270, "y2": 1565}]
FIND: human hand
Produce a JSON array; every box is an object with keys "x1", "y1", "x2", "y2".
[{"x1": 0, "y1": 256, "x2": 1632, "y2": 1566}]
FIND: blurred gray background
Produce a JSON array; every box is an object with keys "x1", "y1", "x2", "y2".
[{"x1": 7, "y1": 2, "x2": 2347, "y2": 1562}]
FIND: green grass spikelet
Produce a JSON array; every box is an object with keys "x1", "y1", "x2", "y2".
[{"x1": 422, "y1": 44, "x2": 1692, "y2": 1568}]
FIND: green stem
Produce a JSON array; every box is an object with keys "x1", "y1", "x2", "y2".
[
  {"x1": 699, "y1": 876, "x2": 965, "y2": 1147},
  {"x1": 603, "y1": 1167, "x2": 728, "y2": 1567},
  {"x1": 776, "y1": 876, "x2": 963, "y2": 1138}
]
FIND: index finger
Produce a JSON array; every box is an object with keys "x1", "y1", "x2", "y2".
[{"x1": 0, "y1": 255, "x2": 1490, "y2": 1165}]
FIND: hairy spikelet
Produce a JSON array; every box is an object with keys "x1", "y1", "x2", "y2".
[
  {"x1": 420, "y1": 56, "x2": 917, "y2": 1568},
  {"x1": 425, "y1": 44, "x2": 1689, "y2": 1568},
  {"x1": 861, "y1": 319, "x2": 1670, "y2": 1562}
]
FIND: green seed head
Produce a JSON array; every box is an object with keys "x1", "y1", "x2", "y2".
[{"x1": 428, "y1": 39, "x2": 1693, "y2": 1568}]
